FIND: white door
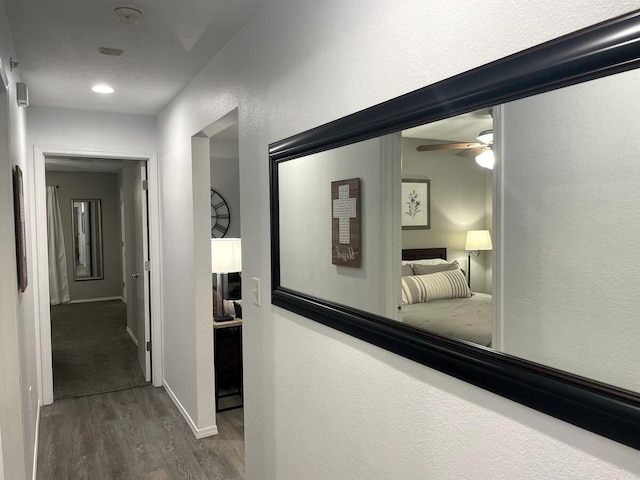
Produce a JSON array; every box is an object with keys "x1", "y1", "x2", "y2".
[
  {"x1": 119, "y1": 187, "x2": 127, "y2": 303},
  {"x1": 133, "y1": 162, "x2": 151, "y2": 381}
]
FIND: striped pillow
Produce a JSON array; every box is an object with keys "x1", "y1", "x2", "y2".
[{"x1": 401, "y1": 268, "x2": 471, "y2": 305}]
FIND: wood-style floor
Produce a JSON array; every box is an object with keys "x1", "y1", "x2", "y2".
[
  {"x1": 50, "y1": 300, "x2": 149, "y2": 400},
  {"x1": 37, "y1": 385, "x2": 244, "y2": 479}
]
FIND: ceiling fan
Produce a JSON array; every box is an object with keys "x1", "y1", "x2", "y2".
[{"x1": 416, "y1": 130, "x2": 494, "y2": 169}]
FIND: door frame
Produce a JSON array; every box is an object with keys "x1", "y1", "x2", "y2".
[
  {"x1": 32, "y1": 146, "x2": 163, "y2": 405},
  {"x1": 133, "y1": 161, "x2": 151, "y2": 381},
  {"x1": 119, "y1": 186, "x2": 127, "y2": 304}
]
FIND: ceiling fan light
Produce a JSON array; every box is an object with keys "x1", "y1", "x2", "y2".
[
  {"x1": 475, "y1": 149, "x2": 494, "y2": 169},
  {"x1": 476, "y1": 129, "x2": 493, "y2": 144}
]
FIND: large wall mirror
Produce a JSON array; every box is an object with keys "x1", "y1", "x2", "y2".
[
  {"x1": 271, "y1": 10, "x2": 640, "y2": 449},
  {"x1": 71, "y1": 199, "x2": 104, "y2": 281}
]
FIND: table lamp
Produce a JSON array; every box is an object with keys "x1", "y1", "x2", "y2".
[{"x1": 211, "y1": 238, "x2": 242, "y2": 321}]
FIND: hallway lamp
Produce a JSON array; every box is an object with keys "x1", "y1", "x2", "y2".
[
  {"x1": 211, "y1": 238, "x2": 242, "y2": 321},
  {"x1": 465, "y1": 230, "x2": 492, "y2": 288}
]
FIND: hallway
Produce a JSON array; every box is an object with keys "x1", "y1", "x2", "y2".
[
  {"x1": 50, "y1": 300, "x2": 148, "y2": 399},
  {"x1": 37, "y1": 385, "x2": 244, "y2": 479}
]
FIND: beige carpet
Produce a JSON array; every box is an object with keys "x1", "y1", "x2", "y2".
[{"x1": 51, "y1": 300, "x2": 149, "y2": 399}]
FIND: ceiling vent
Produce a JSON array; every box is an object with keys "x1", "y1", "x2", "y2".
[
  {"x1": 114, "y1": 7, "x2": 143, "y2": 25},
  {"x1": 99, "y1": 47, "x2": 124, "y2": 56}
]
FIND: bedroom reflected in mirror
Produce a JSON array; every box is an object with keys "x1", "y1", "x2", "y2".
[
  {"x1": 71, "y1": 199, "x2": 104, "y2": 281},
  {"x1": 400, "y1": 108, "x2": 494, "y2": 347}
]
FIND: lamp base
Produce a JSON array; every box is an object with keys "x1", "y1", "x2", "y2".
[{"x1": 214, "y1": 314, "x2": 234, "y2": 322}]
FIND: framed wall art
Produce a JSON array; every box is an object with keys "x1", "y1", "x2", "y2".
[
  {"x1": 13, "y1": 165, "x2": 28, "y2": 292},
  {"x1": 402, "y1": 179, "x2": 430, "y2": 230},
  {"x1": 331, "y1": 178, "x2": 361, "y2": 267}
]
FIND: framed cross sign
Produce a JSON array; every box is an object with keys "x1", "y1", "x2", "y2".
[{"x1": 331, "y1": 178, "x2": 361, "y2": 267}]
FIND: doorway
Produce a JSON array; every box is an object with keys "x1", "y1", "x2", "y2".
[
  {"x1": 44, "y1": 157, "x2": 152, "y2": 399},
  {"x1": 192, "y1": 108, "x2": 244, "y2": 441},
  {"x1": 33, "y1": 148, "x2": 163, "y2": 405}
]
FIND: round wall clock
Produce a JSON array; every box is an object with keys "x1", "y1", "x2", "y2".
[{"x1": 210, "y1": 189, "x2": 230, "y2": 238}]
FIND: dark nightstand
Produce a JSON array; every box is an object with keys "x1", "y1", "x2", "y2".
[{"x1": 213, "y1": 319, "x2": 243, "y2": 412}]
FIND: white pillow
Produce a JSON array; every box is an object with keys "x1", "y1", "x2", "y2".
[{"x1": 408, "y1": 258, "x2": 449, "y2": 266}]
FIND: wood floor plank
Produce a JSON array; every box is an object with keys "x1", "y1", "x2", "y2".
[{"x1": 37, "y1": 385, "x2": 244, "y2": 479}]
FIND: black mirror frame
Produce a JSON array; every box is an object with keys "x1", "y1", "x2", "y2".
[{"x1": 269, "y1": 10, "x2": 640, "y2": 449}]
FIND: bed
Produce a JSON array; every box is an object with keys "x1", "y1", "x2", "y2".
[{"x1": 401, "y1": 248, "x2": 492, "y2": 347}]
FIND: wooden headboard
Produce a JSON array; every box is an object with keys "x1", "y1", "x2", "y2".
[{"x1": 402, "y1": 247, "x2": 447, "y2": 261}]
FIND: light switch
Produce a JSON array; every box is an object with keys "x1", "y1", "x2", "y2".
[{"x1": 252, "y1": 277, "x2": 261, "y2": 306}]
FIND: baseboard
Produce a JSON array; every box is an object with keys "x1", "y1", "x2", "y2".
[
  {"x1": 163, "y1": 380, "x2": 218, "y2": 439},
  {"x1": 126, "y1": 326, "x2": 139, "y2": 346},
  {"x1": 31, "y1": 403, "x2": 41, "y2": 480},
  {"x1": 67, "y1": 296, "x2": 123, "y2": 304}
]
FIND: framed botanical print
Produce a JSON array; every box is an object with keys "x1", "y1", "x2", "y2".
[{"x1": 402, "y1": 179, "x2": 430, "y2": 230}]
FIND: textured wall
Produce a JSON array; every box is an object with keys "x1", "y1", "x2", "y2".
[
  {"x1": 279, "y1": 137, "x2": 389, "y2": 316},
  {"x1": 27, "y1": 107, "x2": 157, "y2": 154},
  {"x1": 501, "y1": 68, "x2": 640, "y2": 393},
  {"x1": 0, "y1": 1, "x2": 33, "y2": 477},
  {"x1": 210, "y1": 122, "x2": 242, "y2": 238},
  {"x1": 157, "y1": 0, "x2": 640, "y2": 478}
]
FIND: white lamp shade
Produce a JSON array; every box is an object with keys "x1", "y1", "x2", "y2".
[
  {"x1": 211, "y1": 238, "x2": 242, "y2": 273},
  {"x1": 465, "y1": 230, "x2": 492, "y2": 251}
]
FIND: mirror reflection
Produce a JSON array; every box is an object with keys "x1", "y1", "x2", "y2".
[
  {"x1": 499, "y1": 67, "x2": 640, "y2": 394},
  {"x1": 71, "y1": 199, "x2": 104, "y2": 280},
  {"x1": 400, "y1": 109, "x2": 494, "y2": 347},
  {"x1": 279, "y1": 66, "x2": 640, "y2": 395}
]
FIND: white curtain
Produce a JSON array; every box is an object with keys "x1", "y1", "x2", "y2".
[{"x1": 47, "y1": 186, "x2": 70, "y2": 304}]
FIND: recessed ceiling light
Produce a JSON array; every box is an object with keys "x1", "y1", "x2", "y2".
[{"x1": 92, "y1": 84, "x2": 114, "y2": 94}]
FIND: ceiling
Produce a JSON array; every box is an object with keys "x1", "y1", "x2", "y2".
[
  {"x1": 402, "y1": 109, "x2": 492, "y2": 142},
  {"x1": 5, "y1": 0, "x2": 269, "y2": 115}
]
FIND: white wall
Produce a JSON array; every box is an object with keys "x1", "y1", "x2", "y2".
[
  {"x1": 0, "y1": 1, "x2": 33, "y2": 477},
  {"x1": 210, "y1": 122, "x2": 241, "y2": 238},
  {"x1": 157, "y1": 1, "x2": 640, "y2": 479},
  {"x1": 500, "y1": 67, "x2": 640, "y2": 393},
  {"x1": 27, "y1": 107, "x2": 157, "y2": 155},
  {"x1": 279, "y1": 137, "x2": 389, "y2": 316},
  {"x1": 402, "y1": 136, "x2": 492, "y2": 293}
]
